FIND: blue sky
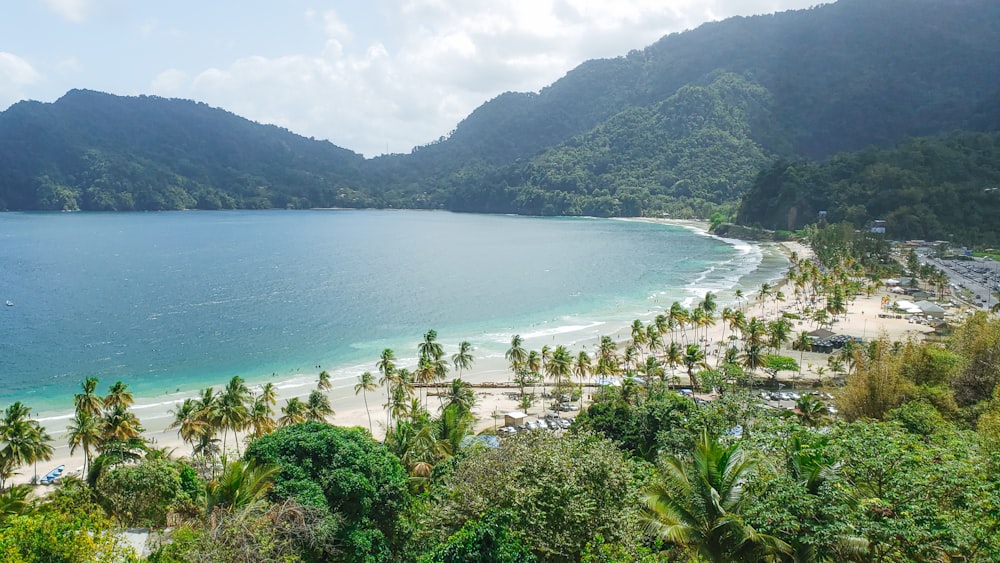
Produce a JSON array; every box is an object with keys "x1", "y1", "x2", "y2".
[{"x1": 2, "y1": 1, "x2": 821, "y2": 157}]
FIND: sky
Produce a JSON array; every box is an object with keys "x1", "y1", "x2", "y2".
[{"x1": 1, "y1": 1, "x2": 821, "y2": 157}]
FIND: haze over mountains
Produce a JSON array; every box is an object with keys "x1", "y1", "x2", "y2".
[{"x1": 1, "y1": 0, "x2": 998, "y2": 242}]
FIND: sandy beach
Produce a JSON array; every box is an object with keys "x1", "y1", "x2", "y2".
[{"x1": 12, "y1": 224, "x2": 944, "y2": 487}]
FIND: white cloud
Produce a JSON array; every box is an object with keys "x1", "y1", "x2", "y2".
[
  {"x1": 154, "y1": 0, "x2": 822, "y2": 156},
  {"x1": 150, "y1": 68, "x2": 188, "y2": 96},
  {"x1": 43, "y1": 0, "x2": 92, "y2": 23},
  {"x1": 0, "y1": 52, "x2": 43, "y2": 110}
]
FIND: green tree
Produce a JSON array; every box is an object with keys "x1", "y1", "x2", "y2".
[
  {"x1": 452, "y1": 341, "x2": 475, "y2": 379},
  {"x1": 245, "y1": 422, "x2": 411, "y2": 563},
  {"x1": 73, "y1": 376, "x2": 103, "y2": 418},
  {"x1": 204, "y1": 458, "x2": 280, "y2": 514},
  {"x1": 420, "y1": 510, "x2": 537, "y2": 563},
  {"x1": 643, "y1": 429, "x2": 790, "y2": 562},
  {"x1": 219, "y1": 375, "x2": 251, "y2": 456},
  {"x1": 426, "y1": 431, "x2": 642, "y2": 561},
  {"x1": 304, "y1": 389, "x2": 335, "y2": 422},
  {"x1": 102, "y1": 380, "x2": 134, "y2": 410},
  {"x1": 278, "y1": 397, "x2": 307, "y2": 427},
  {"x1": 355, "y1": 371, "x2": 378, "y2": 434},
  {"x1": 96, "y1": 457, "x2": 182, "y2": 527}
]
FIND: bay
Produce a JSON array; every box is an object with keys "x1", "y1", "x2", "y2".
[{"x1": 0, "y1": 210, "x2": 784, "y2": 419}]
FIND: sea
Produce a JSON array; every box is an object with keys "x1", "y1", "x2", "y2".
[{"x1": 0, "y1": 210, "x2": 787, "y2": 425}]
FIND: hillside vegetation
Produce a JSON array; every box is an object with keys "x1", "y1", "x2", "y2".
[
  {"x1": 737, "y1": 132, "x2": 1000, "y2": 245},
  {"x1": 0, "y1": 0, "x2": 998, "y2": 242}
]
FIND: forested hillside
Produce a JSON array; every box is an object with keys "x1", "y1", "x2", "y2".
[
  {"x1": 0, "y1": 0, "x2": 998, "y2": 241},
  {"x1": 736, "y1": 132, "x2": 1000, "y2": 245},
  {"x1": 0, "y1": 90, "x2": 370, "y2": 211}
]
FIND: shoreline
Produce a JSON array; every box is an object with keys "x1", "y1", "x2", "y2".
[{"x1": 10, "y1": 218, "x2": 797, "y2": 486}]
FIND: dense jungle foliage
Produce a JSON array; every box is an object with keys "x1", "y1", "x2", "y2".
[
  {"x1": 1, "y1": 0, "x2": 999, "y2": 241},
  {"x1": 737, "y1": 132, "x2": 1000, "y2": 245}
]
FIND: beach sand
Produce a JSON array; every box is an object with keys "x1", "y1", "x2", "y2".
[{"x1": 13, "y1": 227, "x2": 941, "y2": 488}]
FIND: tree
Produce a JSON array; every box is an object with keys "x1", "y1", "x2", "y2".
[
  {"x1": 574, "y1": 350, "x2": 592, "y2": 408},
  {"x1": 683, "y1": 344, "x2": 707, "y2": 390},
  {"x1": 420, "y1": 510, "x2": 537, "y2": 563},
  {"x1": 762, "y1": 355, "x2": 800, "y2": 383},
  {"x1": 452, "y1": 341, "x2": 475, "y2": 379},
  {"x1": 96, "y1": 457, "x2": 182, "y2": 527},
  {"x1": 218, "y1": 376, "x2": 251, "y2": 456},
  {"x1": 204, "y1": 458, "x2": 280, "y2": 514},
  {"x1": 426, "y1": 431, "x2": 643, "y2": 561},
  {"x1": 74, "y1": 376, "x2": 103, "y2": 418},
  {"x1": 317, "y1": 370, "x2": 332, "y2": 392},
  {"x1": 795, "y1": 394, "x2": 828, "y2": 426},
  {"x1": 278, "y1": 398, "x2": 307, "y2": 427},
  {"x1": 506, "y1": 334, "x2": 528, "y2": 377},
  {"x1": 67, "y1": 410, "x2": 101, "y2": 476},
  {"x1": 545, "y1": 345, "x2": 573, "y2": 402},
  {"x1": 167, "y1": 398, "x2": 210, "y2": 452},
  {"x1": 642, "y1": 429, "x2": 790, "y2": 562},
  {"x1": 245, "y1": 422, "x2": 411, "y2": 562},
  {"x1": 793, "y1": 331, "x2": 812, "y2": 377},
  {"x1": 304, "y1": 390, "x2": 334, "y2": 422},
  {"x1": 247, "y1": 394, "x2": 276, "y2": 439},
  {"x1": 103, "y1": 380, "x2": 134, "y2": 410},
  {"x1": 355, "y1": 371, "x2": 378, "y2": 434}
]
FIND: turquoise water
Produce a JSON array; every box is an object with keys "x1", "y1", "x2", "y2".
[{"x1": 0, "y1": 210, "x2": 785, "y2": 419}]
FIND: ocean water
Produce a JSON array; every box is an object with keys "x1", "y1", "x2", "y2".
[{"x1": 0, "y1": 210, "x2": 786, "y2": 420}]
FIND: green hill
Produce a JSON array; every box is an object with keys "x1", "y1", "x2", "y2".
[
  {"x1": 0, "y1": 0, "x2": 998, "y2": 237},
  {"x1": 736, "y1": 131, "x2": 1000, "y2": 246}
]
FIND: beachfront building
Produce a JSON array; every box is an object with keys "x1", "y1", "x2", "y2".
[{"x1": 504, "y1": 411, "x2": 528, "y2": 428}]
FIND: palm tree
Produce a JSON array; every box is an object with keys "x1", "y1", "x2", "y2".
[
  {"x1": 795, "y1": 395, "x2": 828, "y2": 427},
  {"x1": 682, "y1": 344, "x2": 707, "y2": 391},
  {"x1": 631, "y1": 320, "x2": 647, "y2": 361},
  {"x1": 67, "y1": 410, "x2": 101, "y2": 475},
  {"x1": 451, "y1": 341, "x2": 475, "y2": 379},
  {"x1": 355, "y1": 371, "x2": 378, "y2": 433},
  {"x1": 205, "y1": 459, "x2": 280, "y2": 514},
  {"x1": 443, "y1": 378, "x2": 477, "y2": 416},
  {"x1": 100, "y1": 404, "x2": 144, "y2": 444},
  {"x1": 415, "y1": 355, "x2": 437, "y2": 408},
  {"x1": 596, "y1": 336, "x2": 619, "y2": 378},
  {"x1": 73, "y1": 376, "x2": 103, "y2": 418},
  {"x1": 0, "y1": 485, "x2": 33, "y2": 518},
  {"x1": 26, "y1": 424, "x2": 53, "y2": 484},
  {"x1": 248, "y1": 395, "x2": 276, "y2": 438},
  {"x1": 305, "y1": 390, "x2": 334, "y2": 422},
  {"x1": 643, "y1": 429, "x2": 790, "y2": 562},
  {"x1": 167, "y1": 398, "x2": 210, "y2": 451},
  {"x1": 699, "y1": 291, "x2": 718, "y2": 316},
  {"x1": 317, "y1": 370, "x2": 332, "y2": 392},
  {"x1": 545, "y1": 345, "x2": 573, "y2": 403},
  {"x1": 259, "y1": 382, "x2": 278, "y2": 408},
  {"x1": 573, "y1": 350, "x2": 591, "y2": 408},
  {"x1": 418, "y1": 329, "x2": 444, "y2": 362},
  {"x1": 505, "y1": 335, "x2": 528, "y2": 385},
  {"x1": 378, "y1": 348, "x2": 397, "y2": 426},
  {"x1": 219, "y1": 376, "x2": 251, "y2": 456},
  {"x1": 103, "y1": 380, "x2": 134, "y2": 410},
  {"x1": 278, "y1": 397, "x2": 307, "y2": 427},
  {"x1": 793, "y1": 331, "x2": 812, "y2": 377},
  {"x1": 664, "y1": 341, "x2": 683, "y2": 383}
]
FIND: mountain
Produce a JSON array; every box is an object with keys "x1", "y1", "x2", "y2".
[
  {"x1": 0, "y1": 90, "x2": 370, "y2": 211},
  {"x1": 0, "y1": 0, "x2": 998, "y2": 225}
]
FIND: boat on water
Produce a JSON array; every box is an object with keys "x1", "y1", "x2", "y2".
[{"x1": 4, "y1": 300, "x2": 12, "y2": 307}]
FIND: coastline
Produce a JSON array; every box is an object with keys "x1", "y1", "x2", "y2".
[{"x1": 11, "y1": 217, "x2": 796, "y2": 486}]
